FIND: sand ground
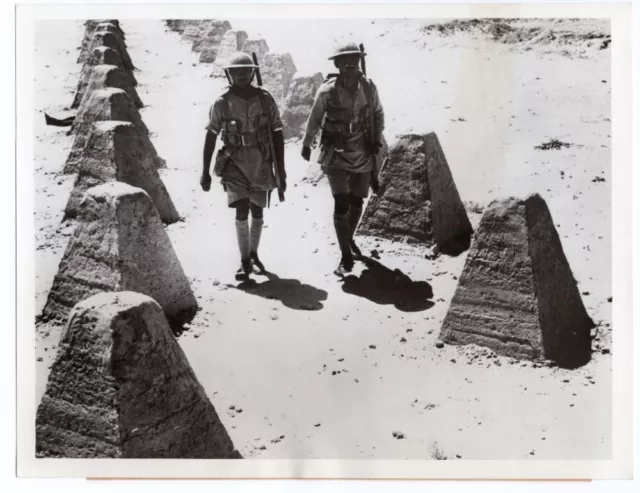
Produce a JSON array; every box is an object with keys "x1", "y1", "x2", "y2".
[{"x1": 33, "y1": 18, "x2": 612, "y2": 460}]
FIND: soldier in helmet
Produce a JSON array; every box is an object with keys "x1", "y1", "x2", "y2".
[
  {"x1": 300, "y1": 42, "x2": 385, "y2": 275},
  {"x1": 201, "y1": 52, "x2": 287, "y2": 280}
]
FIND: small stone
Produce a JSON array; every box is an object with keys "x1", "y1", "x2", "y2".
[
  {"x1": 37, "y1": 357, "x2": 43, "y2": 362},
  {"x1": 602, "y1": 349, "x2": 610, "y2": 355},
  {"x1": 607, "y1": 297, "x2": 612, "y2": 302},
  {"x1": 369, "y1": 344, "x2": 376, "y2": 349},
  {"x1": 392, "y1": 430, "x2": 405, "y2": 439},
  {"x1": 314, "y1": 423, "x2": 321, "y2": 427},
  {"x1": 435, "y1": 341, "x2": 444, "y2": 349}
]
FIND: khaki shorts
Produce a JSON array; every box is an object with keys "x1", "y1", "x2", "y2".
[
  {"x1": 325, "y1": 167, "x2": 371, "y2": 198},
  {"x1": 222, "y1": 163, "x2": 269, "y2": 208}
]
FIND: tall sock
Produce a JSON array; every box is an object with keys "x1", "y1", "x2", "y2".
[
  {"x1": 249, "y1": 217, "x2": 264, "y2": 254},
  {"x1": 235, "y1": 219, "x2": 250, "y2": 260},
  {"x1": 348, "y1": 205, "x2": 363, "y2": 240},
  {"x1": 333, "y1": 213, "x2": 352, "y2": 259}
]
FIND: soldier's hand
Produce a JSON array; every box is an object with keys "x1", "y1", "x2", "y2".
[
  {"x1": 301, "y1": 146, "x2": 311, "y2": 161},
  {"x1": 372, "y1": 142, "x2": 383, "y2": 156},
  {"x1": 200, "y1": 172, "x2": 212, "y2": 192}
]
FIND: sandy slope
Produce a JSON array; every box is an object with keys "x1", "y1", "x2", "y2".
[{"x1": 33, "y1": 19, "x2": 612, "y2": 460}]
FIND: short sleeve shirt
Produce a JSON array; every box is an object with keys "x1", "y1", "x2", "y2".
[{"x1": 206, "y1": 88, "x2": 283, "y2": 190}]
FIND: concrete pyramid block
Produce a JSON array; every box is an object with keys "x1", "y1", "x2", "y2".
[
  {"x1": 80, "y1": 30, "x2": 134, "y2": 71},
  {"x1": 358, "y1": 132, "x2": 472, "y2": 254},
  {"x1": 36, "y1": 292, "x2": 241, "y2": 458},
  {"x1": 259, "y1": 53, "x2": 297, "y2": 108},
  {"x1": 241, "y1": 38, "x2": 269, "y2": 59},
  {"x1": 69, "y1": 87, "x2": 147, "y2": 136},
  {"x1": 193, "y1": 20, "x2": 231, "y2": 60},
  {"x1": 439, "y1": 194, "x2": 594, "y2": 368},
  {"x1": 282, "y1": 72, "x2": 324, "y2": 139},
  {"x1": 211, "y1": 30, "x2": 249, "y2": 75},
  {"x1": 72, "y1": 63, "x2": 142, "y2": 110},
  {"x1": 78, "y1": 20, "x2": 126, "y2": 64},
  {"x1": 66, "y1": 89, "x2": 165, "y2": 173},
  {"x1": 39, "y1": 183, "x2": 197, "y2": 327},
  {"x1": 64, "y1": 121, "x2": 179, "y2": 224}
]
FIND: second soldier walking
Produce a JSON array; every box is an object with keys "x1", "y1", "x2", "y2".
[{"x1": 301, "y1": 42, "x2": 385, "y2": 275}]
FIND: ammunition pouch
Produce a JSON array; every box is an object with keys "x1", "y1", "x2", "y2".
[
  {"x1": 221, "y1": 113, "x2": 270, "y2": 148},
  {"x1": 213, "y1": 147, "x2": 230, "y2": 177}
]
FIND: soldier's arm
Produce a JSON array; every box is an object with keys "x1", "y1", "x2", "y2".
[
  {"x1": 203, "y1": 99, "x2": 223, "y2": 175},
  {"x1": 266, "y1": 93, "x2": 286, "y2": 181},
  {"x1": 371, "y1": 82, "x2": 385, "y2": 143},
  {"x1": 302, "y1": 87, "x2": 327, "y2": 148},
  {"x1": 203, "y1": 131, "x2": 217, "y2": 175}
]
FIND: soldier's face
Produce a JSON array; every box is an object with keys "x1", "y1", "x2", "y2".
[
  {"x1": 228, "y1": 67, "x2": 254, "y2": 88},
  {"x1": 335, "y1": 54, "x2": 361, "y2": 75}
]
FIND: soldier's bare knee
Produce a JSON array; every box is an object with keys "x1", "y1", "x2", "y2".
[
  {"x1": 234, "y1": 199, "x2": 250, "y2": 220},
  {"x1": 250, "y1": 202, "x2": 264, "y2": 219}
]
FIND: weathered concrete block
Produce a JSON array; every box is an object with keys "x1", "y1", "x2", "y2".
[
  {"x1": 439, "y1": 194, "x2": 593, "y2": 368},
  {"x1": 72, "y1": 61, "x2": 142, "y2": 110},
  {"x1": 282, "y1": 72, "x2": 324, "y2": 139},
  {"x1": 359, "y1": 132, "x2": 472, "y2": 254},
  {"x1": 36, "y1": 292, "x2": 240, "y2": 458},
  {"x1": 39, "y1": 183, "x2": 197, "y2": 326},
  {"x1": 64, "y1": 121, "x2": 179, "y2": 224}
]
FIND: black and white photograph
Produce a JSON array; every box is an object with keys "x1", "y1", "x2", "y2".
[{"x1": 14, "y1": 1, "x2": 634, "y2": 480}]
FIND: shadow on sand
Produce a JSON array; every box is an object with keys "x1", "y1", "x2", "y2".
[
  {"x1": 340, "y1": 256, "x2": 435, "y2": 312},
  {"x1": 235, "y1": 272, "x2": 328, "y2": 311}
]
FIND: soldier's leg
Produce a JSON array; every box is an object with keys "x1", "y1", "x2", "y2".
[
  {"x1": 347, "y1": 172, "x2": 371, "y2": 258},
  {"x1": 249, "y1": 201, "x2": 265, "y2": 273},
  {"x1": 232, "y1": 198, "x2": 252, "y2": 278},
  {"x1": 348, "y1": 195, "x2": 364, "y2": 258},
  {"x1": 333, "y1": 193, "x2": 354, "y2": 273}
]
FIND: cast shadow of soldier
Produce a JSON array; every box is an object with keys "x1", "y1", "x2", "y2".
[
  {"x1": 340, "y1": 256, "x2": 435, "y2": 312},
  {"x1": 235, "y1": 273, "x2": 328, "y2": 311}
]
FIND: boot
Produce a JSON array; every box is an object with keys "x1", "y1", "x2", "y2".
[
  {"x1": 334, "y1": 213, "x2": 354, "y2": 274},
  {"x1": 235, "y1": 219, "x2": 251, "y2": 280},
  {"x1": 348, "y1": 204, "x2": 363, "y2": 259},
  {"x1": 249, "y1": 217, "x2": 266, "y2": 273}
]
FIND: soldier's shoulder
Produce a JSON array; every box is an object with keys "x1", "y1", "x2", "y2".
[
  {"x1": 256, "y1": 86, "x2": 276, "y2": 101},
  {"x1": 317, "y1": 77, "x2": 338, "y2": 93},
  {"x1": 213, "y1": 90, "x2": 231, "y2": 105}
]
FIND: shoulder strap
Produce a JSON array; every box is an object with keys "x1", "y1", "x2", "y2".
[
  {"x1": 220, "y1": 90, "x2": 232, "y2": 121},
  {"x1": 255, "y1": 89, "x2": 272, "y2": 129},
  {"x1": 328, "y1": 79, "x2": 341, "y2": 109},
  {"x1": 360, "y1": 76, "x2": 373, "y2": 107}
]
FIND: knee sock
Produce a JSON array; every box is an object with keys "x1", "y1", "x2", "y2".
[
  {"x1": 235, "y1": 219, "x2": 250, "y2": 260},
  {"x1": 348, "y1": 205, "x2": 363, "y2": 240},
  {"x1": 249, "y1": 217, "x2": 264, "y2": 254},
  {"x1": 333, "y1": 213, "x2": 352, "y2": 259}
]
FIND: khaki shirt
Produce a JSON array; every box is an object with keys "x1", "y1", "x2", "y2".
[
  {"x1": 206, "y1": 87, "x2": 283, "y2": 190},
  {"x1": 302, "y1": 76, "x2": 384, "y2": 174}
]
